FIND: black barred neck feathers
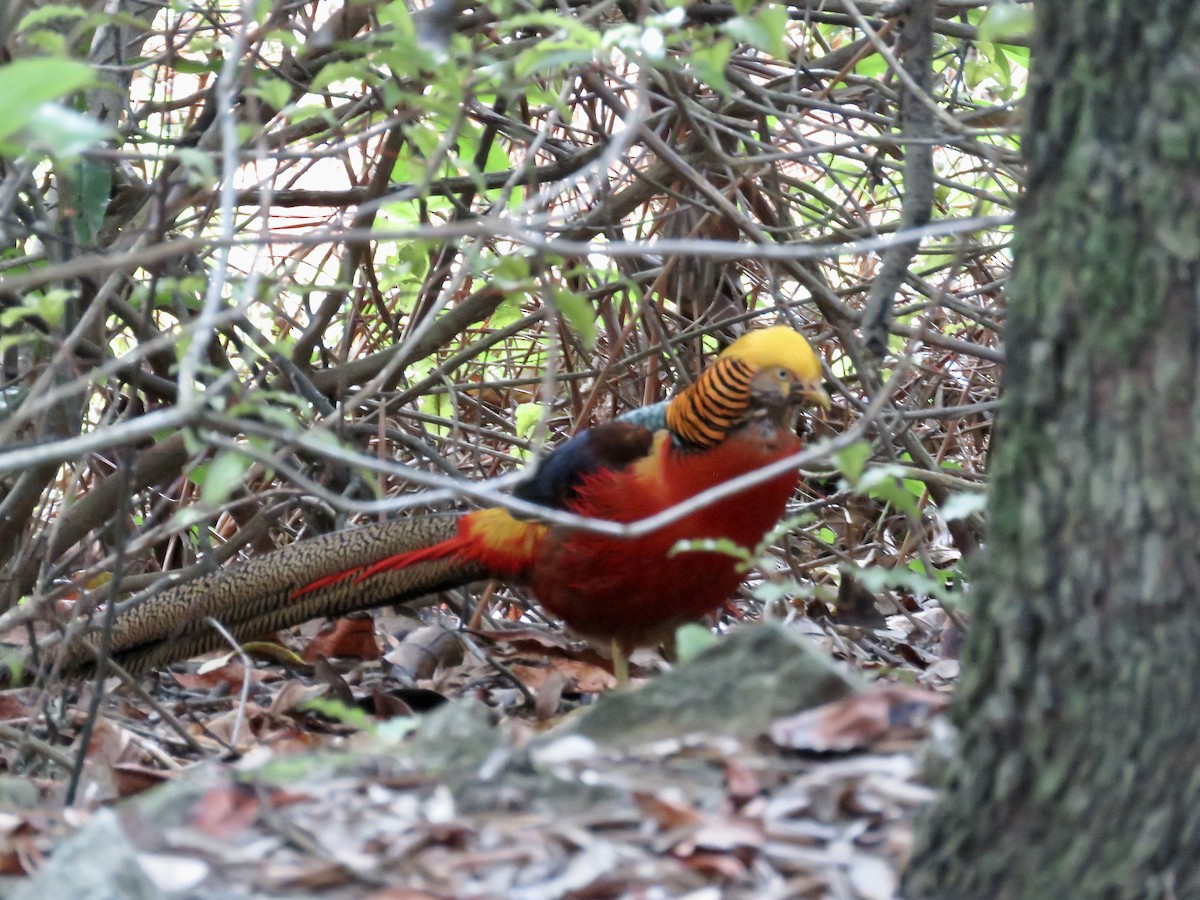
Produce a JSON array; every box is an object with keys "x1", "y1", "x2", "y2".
[
  {"x1": 666, "y1": 355, "x2": 757, "y2": 449},
  {"x1": 664, "y1": 326, "x2": 827, "y2": 451}
]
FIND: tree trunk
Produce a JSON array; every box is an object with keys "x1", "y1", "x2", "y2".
[{"x1": 905, "y1": 4, "x2": 1200, "y2": 897}]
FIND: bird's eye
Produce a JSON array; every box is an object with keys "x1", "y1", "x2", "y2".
[{"x1": 776, "y1": 367, "x2": 790, "y2": 379}]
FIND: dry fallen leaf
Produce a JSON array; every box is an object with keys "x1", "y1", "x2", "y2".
[
  {"x1": 172, "y1": 663, "x2": 270, "y2": 693},
  {"x1": 268, "y1": 679, "x2": 329, "y2": 716},
  {"x1": 511, "y1": 657, "x2": 616, "y2": 694},
  {"x1": 135, "y1": 852, "x2": 210, "y2": 892},
  {"x1": 633, "y1": 790, "x2": 703, "y2": 831},
  {"x1": 769, "y1": 683, "x2": 949, "y2": 752},
  {"x1": 304, "y1": 615, "x2": 382, "y2": 661},
  {"x1": 111, "y1": 763, "x2": 172, "y2": 799},
  {"x1": 384, "y1": 625, "x2": 464, "y2": 679},
  {"x1": 190, "y1": 785, "x2": 263, "y2": 839},
  {"x1": 0, "y1": 692, "x2": 35, "y2": 721},
  {"x1": 847, "y1": 852, "x2": 898, "y2": 900}
]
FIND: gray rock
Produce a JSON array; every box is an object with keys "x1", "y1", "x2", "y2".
[{"x1": 565, "y1": 624, "x2": 859, "y2": 745}]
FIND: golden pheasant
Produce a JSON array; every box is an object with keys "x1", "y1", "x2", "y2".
[{"x1": 43, "y1": 327, "x2": 828, "y2": 683}]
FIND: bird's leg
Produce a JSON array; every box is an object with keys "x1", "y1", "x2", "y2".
[{"x1": 611, "y1": 639, "x2": 629, "y2": 686}]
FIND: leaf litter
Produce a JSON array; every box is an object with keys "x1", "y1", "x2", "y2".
[{"x1": 0, "y1": 605, "x2": 956, "y2": 898}]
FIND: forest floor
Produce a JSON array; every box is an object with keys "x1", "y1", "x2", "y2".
[{"x1": 0, "y1": 602, "x2": 958, "y2": 899}]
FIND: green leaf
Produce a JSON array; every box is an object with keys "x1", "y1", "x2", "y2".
[
  {"x1": 173, "y1": 147, "x2": 216, "y2": 187},
  {"x1": 848, "y1": 564, "x2": 955, "y2": 604},
  {"x1": 833, "y1": 440, "x2": 871, "y2": 484},
  {"x1": 488, "y1": 293, "x2": 525, "y2": 328},
  {"x1": 374, "y1": 716, "x2": 422, "y2": 743},
  {"x1": 830, "y1": 351, "x2": 856, "y2": 380},
  {"x1": 506, "y1": 11, "x2": 600, "y2": 45},
  {"x1": 198, "y1": 450, "x2": 251, "y2": 506},
  {"x1": 483, "y1": 135, "x2": 511, "y2": 174},
  {"x1": 992, "y1": 41, "x2": 1012, "y2": 82},
  {"x1": 550, "y1": 285, "x2": 596, "y2": 350},
  {"x1": 515, "y1": 46, "x2": 596, "y2": 79},
  {"x1": 689, "y1": 37, "x2": 734, "y2": 96},
  {"x1": 506, "y1": 11, "x2": 602, "y2": 77},
  {"x1": 0, "y1": 649, "x2": 26, "y2": 687},
  {"x1": 754, "y1": 4, "x2": 791, "y2": 57},
  {"x1": 254, "y1": 404, "x2": 303, "y2": 432},
  {"x1": 0, "y1": 334, "x2": 33, "y2": 356},
  {"x1": 674, "y1": 623, "x2": 719, "y2": 662},
  {"x1": 33, "y1": 289, "x2": 68, "y2": 327},
  {"x1": 722, "y1": 5, "x2": 789, "y2": 59},
  {"x1": 939, "y1": 491, "x2": 987, "y2": 521},
  {"x1": 853, "y1": 52, "x2": 889, "y2": 79},
  {"x1": 172, "y1": 56, "x2": 222, "y2": 75},
  {"x1": 493, "y1": 254, "x2": 531, "y2": 289},
  {"x1": 514, "y1": 402, "x2": 548, "y2": 439},
  {"x1": 311, "y1": 61, "x2": 373, "y2": 94},
  {"x1": 758, "y1": 511, "x2": 814, "y2": 551},
  {"x1": 0, "y1": 290, "x2": 68, "y2": 328},
  {"x1": 302, "y1": 697, "x2": 376, "y2": 732},
  {"x1": 998, "y1": 44, "x2": 1030, "y2": 68},
  {"x1": 17, "y1": 4, "x2": 87, "y2": 30},
  {"x1": 21, "y1": 29, "x2": 67, "y2": 56},
  {"x1": 669, "y1": 536, "x2": 751, "y2": 563},
  {"x1": 283, "y1": 101, "x2": 334, "y2": 127},
  {"x1": 420, "y1": 390, "x2": 451, "y2": 422},
  {"x1": 0, "y1": 58, "x2": 96, "y2": 144},
  {"x1": 378, "y1": 0, "x2": 436, "y2": 72},
  {"x1": 388, "y1": 241, "x2": 432, "y2": 287},
  {"x1": 978, "y1": 3, "x2": 1034, "y2": 44},
  {"x1": 70, "y1": 156, "x2": 112, "y2": 242},
  {"x1": 907, "y1": 557, "x2": 953, "y2": 584},
  {"x1": 857, "y1": 464, "x2": 921, "y2": 516},
  {"x1": 251, "y1": 77, "x2": 292, "y2": 110},
  {"x1": 751, "y1": 579, "x2": 799, "y2": 604}
]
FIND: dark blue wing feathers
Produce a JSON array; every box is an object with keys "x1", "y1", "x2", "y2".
[{"x1": 513, "y1": 421, "x2": 655, "y2": 511}]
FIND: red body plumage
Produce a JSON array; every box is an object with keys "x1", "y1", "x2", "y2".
[
  {"x1": 294, "y1": 326, "x2": 828, "y2": 667},
  {"x1": 309, "y1": 418, "x2": 801, "y2": 652},
  {"x1": 529, "y1": 420, "x2": 800, "y2": 648}
]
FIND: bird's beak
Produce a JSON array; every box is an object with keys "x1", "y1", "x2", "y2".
[{"x1": 802, "y1": 380, "x2": 832, "y2": 411}]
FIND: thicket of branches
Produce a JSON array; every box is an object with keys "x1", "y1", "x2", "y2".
[{"x1": 0, "y1": 0, "x2": 1026, "y2": 645}]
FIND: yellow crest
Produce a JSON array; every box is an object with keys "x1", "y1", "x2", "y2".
[{"x1": 719, "y1": 325, "x2": 822, "y2": 382}]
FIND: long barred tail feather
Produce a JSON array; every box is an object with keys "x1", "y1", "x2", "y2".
[
  {"x1": 289, "y1": 535, "x2": 468, "y2": 598},
  {"x1": 100, "y1": 553, "x2": 489, "y2": 676},
  {"x1": 49, "y1": 514, "x2": 485, "y2": 678}
]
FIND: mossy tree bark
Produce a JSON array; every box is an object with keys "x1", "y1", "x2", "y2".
[{"x1": 905, "y1": 4, "x2": 1200, "y2": 897}]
